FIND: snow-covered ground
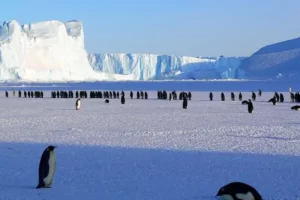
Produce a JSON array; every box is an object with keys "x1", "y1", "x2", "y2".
[{"x1": 0, "y1": 84, "x2": 300, "y2": 199}]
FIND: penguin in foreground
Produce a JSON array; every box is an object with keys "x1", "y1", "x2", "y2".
[
  {"x1": 75, "y1": 98, "x2": 81, "y2": 110},
  {"x1": 36, "y1": 145, "x2": 57, "y2": 189},
  {"x1": 216, "y1": 182, "x2": 262, "y2": 200},
  {"x1": 247, "y1": 99, "x2": 254, "y2": 113}
]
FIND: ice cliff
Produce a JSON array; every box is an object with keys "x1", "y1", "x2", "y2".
[
  {"x1": 88, "y1": 53, "x2": 245, "y2": 80},
  {"x1": 0, "y1": 20, "x2": 115, "y2": 81}
]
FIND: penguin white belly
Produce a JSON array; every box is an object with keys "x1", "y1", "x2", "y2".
[
  {"x1": 76, "y1": 101, "x2": 81, "y2": 109},
  {"x1": 43, "y1": 151, "x2": 56, "y2": 187},
  {"x1": 235, "y1": 192, "x2": 255, "y2": 200},
  {"x1": 219, "y1": 195, "x2": 234, "y2": 200}
]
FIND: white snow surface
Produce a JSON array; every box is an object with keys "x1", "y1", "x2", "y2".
[
  {"x1": 0, "y1": 20, "x2": 130, "y2": 82},
  {"x1": 0, "y1": 85, "x2": 300, "y2": 199},
  {"x1": 88, "y1": 53, "x2": 245, "y2": 80}
]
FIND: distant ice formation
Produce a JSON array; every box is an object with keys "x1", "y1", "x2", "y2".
[
  {"x1": 88, "y1": 53, "x2": 245, "y2": 80},
  {"x1": 1, "y1": 19, "x2": 298, "y2": 82},
  {"x1": 0, "y1": 20, "x2": 123, "y2": 81}
]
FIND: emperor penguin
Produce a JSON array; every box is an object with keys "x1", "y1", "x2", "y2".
[
  {"x1": 75, "y1": 98, "x2": 81, "y2": 110},
  {"x1": 182, "y1": 96, "x2": 188, "y2": 109},
  {"x1": 269, "y1": 96, "x2": 277, "y2": 106},
  {"x1": 216, "y1": 182, "x2": 262, "y2": 200},
  {"x1": 247, "y1": 99, "x2": 254, "y2": 113},
  {"x1": 209, "y1": 92, "x2": 213, "y2": 101},
  {"x1": 291, "y1": 105, "x2": 300, "y2": 111},
  {"x1": 121, "y1": 95, "x2": 125, "y2": 104},
  {"x1": 36, "y1": 145, "x2": 57, "y2": 189}
]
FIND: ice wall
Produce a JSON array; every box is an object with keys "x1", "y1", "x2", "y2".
[
  {"x1": 88, "y1": 53, "x2": 245, "y2": 80},
  {"x1": 0, "y1": 20, "x2": 109, "y2": 81}
]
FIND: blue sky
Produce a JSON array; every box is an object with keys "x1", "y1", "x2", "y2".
[{"x1": 1, "y1": 0, "x2": 299, "y2": 57}]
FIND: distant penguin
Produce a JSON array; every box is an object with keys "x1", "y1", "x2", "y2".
[
  {"x1": 248, "y1": 99, "x2": 254, "y2": 113},
  {"x1": 238, "y1": 92, "x2": 242, "y2": 101},
  {"x1": 291, "y1": 105, "x2": 300, "y2": 111},
  {"x1": 216, "y1": 182, "x2": 262, "y2": 200},
  {"x1": 268, "y1": 96, "x2": 277, "y2": 105},
  {"x1": 5, "y1": 91, "x2": 8, "y2": 98},
  {"x1": 182, "y1": 96, "x2": 188, "y2": 109},
  {"x1": 221, "y1": 92, "x2": 225, "y2": 101},
  {"x1": 188, "y1": 92, "x2": 192, "y2": 100},
  {"x1": 231, "y1": 92, "x2": 235, "y2": 101},
  {"x1": 121, "y1": 95, "x2": 125, "y2": 104},
  {"x1": 105, "y1": 99, "x2": 109, "y2": 103},
  {"x1": 279, "y1": 93, "x2": 284, "y2": 102},
  {"x1": 209, "y1": 92, "x2": 213, "y2": 101},
  {"x1": 36, "y1": 145, "x2": 57, "y2": 189},
  {"x1": 75, "y1": 98, "x2": 81, "y2": 110},
  {"x1": 252, "y1": 91, "x2": 256, "y2": 101},
  {"x1": 130, "y1": 91, "x2": 133, "y2": 99},
  {"x1": 290, "y1": 92, "x2": 295, "y2": 102},
  {"x1": 258, "y1": 89, "x2": 262, "y2": 97}
]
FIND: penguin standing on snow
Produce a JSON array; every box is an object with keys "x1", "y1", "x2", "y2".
[
  {"x1": 121, "y1": 95, "x2": 125, "y2": 104},
  {"x1": 36, "y1": 145, "x2": 57, "y2": 189},
  {"x1": 221, "y1": 92, "x2": 225, "y2": 101},
  {"x1": 252, "y1": 91, "x2": 256, "y2": 101},
  {"x1": 238, "y1": 92, "x2": 243, "y2": 101},
  {"x1": 182, "y1": 96, "x2": 188, "y2": 109},
  {"x1": 216, "y1": 182, "x2": 262, "y2": 200},
  {"x1": 279, "y1": 93, "x2": 284, "y2": 102},
  {"x1": 247, "y1": 99, "x2": 254, "y2": 113},
  {"x1": 268, "y1": 96, "x2": 277, "y2": 105},
  {"x1": 209, "y1": 92, "x2": 213, "y2": 101},
  {"x1": 75, "y1": 98, "x2": 81, "y2": 110},
  {"x1": 258, "y1": 89, "x2": 262, "y2": 97}
]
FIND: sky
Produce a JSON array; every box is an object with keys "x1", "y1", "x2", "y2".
[{"x1": 1, "y1": 0, "x2": 299, "y2": 57}]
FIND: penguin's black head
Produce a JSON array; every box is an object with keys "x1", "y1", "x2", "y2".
[
  {"x1": 216, "y1": 187, "x2": 226, "y2": 196},
  {"x1": 47, "y1": 145, "x2": 57, "y2": 151},
  {"x1": 249, "y1": 99, "x2": 251, "y2": 102}
]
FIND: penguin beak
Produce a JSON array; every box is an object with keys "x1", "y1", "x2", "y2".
[{"x1": 53, "y1": 146, "x2": 57, "y2": 149}]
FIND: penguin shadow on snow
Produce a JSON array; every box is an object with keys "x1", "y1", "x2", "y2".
[{"x1": 0, "y1": 142, "x2": 299, "y2": 199}]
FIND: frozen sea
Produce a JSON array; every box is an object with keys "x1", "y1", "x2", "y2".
[{"x1": 0, "y1": 80, "x2": 299, "y2": 200}]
